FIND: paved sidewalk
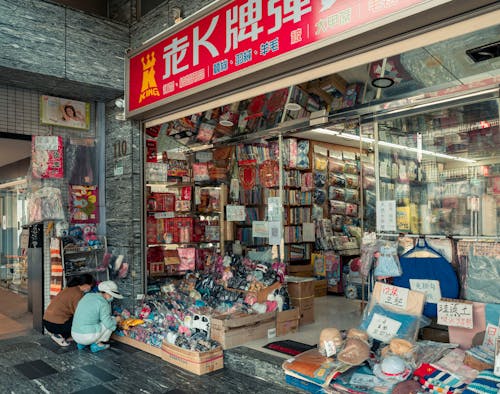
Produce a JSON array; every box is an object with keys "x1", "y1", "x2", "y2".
[{"x1": 0, "y1": 332, "x2": 302, "y2": 394}]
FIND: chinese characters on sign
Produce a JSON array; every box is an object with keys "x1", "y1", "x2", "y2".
[
  {"x1": 367, "y1": 313, "x2": 402, "y2": 342},
  {"x1": 437, "y1": 299, "x2": 473, "y2": 329},
  {"x1": 380, "y1": 284, "x2": 409, "y2": 310},
  {"x1": 482, "y1": 323, "x2": 499, "y2": 352},
  {"x1": 376, "y1": 200, "x2": 396, "y2": 232},
  {"x1": 409, "y1": 279, "x2": 441, "y2": 304},
  {"x1": 127, "y1": 0, "x2": 432, "y2": 114}
]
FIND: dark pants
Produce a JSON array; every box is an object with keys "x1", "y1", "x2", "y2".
[{"x1": 43, "y1": 318, "x2": 72, "y2": 339}]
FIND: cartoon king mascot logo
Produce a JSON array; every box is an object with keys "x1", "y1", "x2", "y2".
[{"x1": 139, "y1": 51, "x2": 160, "y2": 103}]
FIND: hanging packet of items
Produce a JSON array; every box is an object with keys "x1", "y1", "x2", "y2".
[
  {"x1": 27, "y1": 187, "x2": 65, "y2": 224},
  {"x1": 373, "y1": 240, "x2": 402, "y2": 278},
  {"x1": 464, "y1": 244, "x2": 500, "y2": 304}
]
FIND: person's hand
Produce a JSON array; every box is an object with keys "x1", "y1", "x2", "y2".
[{"x1": 115, "y1": 315, "x2": 122, "y2": 323}]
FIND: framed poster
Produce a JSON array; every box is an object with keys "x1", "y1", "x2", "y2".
[
  {"x1": 69, "y1": 185, "x2": 99, "y2": 223},
  {"x1": 40, "y1": 95, "x2": 90, "y2": 130}
]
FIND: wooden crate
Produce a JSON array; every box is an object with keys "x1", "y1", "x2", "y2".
[
  {"x1": 161, "y1": 342, "x2": 224, "y2": 375},
  {"x1": 211, "y1": 311, "x2": 276, "y2": 349},
  {"x1": 276, "y1": 308, "x2": 301, "y2": 336}
]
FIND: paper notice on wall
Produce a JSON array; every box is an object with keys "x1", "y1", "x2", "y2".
[
  {"x1": 376, "y1": 200, "x2": 396, "y2": 232},
  {"x1": 226, "y1": 205, "x2": 246, "y2": 221},
  {"x1": 252, "y1": 221, "x2": 268, "y2": 238},
  {"x1": 302, "y1": 223, "x2": 315, "y2": 242},
  {"x1": 380, "y1": 284, "x2": 409, "y2": 310},
  {"x1": 268, "y1": 221, "x2": 281, "y2": 245},
  {"x1": 366, "y1": 313, "x2": 402, "y2": 343},
  {"x1": 268, "y1": 197, "x2": 281, "y2": 222},
  {"x1": 410, "y1": 279, "x2": 441, "y2": 304},
  {"x1": 437, "y1": 299, "x2": 473, "y2": 329}
]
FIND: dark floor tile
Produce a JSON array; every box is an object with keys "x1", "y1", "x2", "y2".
[
  {"x1": 39, "y1": 336, "x2": 77, "y2": 354},
  {"x1": 82, "y1": 364, "x2": 117, "y2": 382},
  {"x1": 72, "y1": 384, "x2": 115, "y2": 394},
  {"x1": 14, "y1": 359, "x2": 58, "y2": 380},
  {"x1": 109, "y1": 340, "x2": 140, "y2": 353}
]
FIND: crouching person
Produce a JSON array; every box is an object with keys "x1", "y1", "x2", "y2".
[{"x1": 71, "y1": 280, "x2": 123, "y2": 353}]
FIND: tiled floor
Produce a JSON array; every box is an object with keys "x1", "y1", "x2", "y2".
[
  {"x1": 0, "y1": 285, "x2": 361, "y2": 393},
  {"x1": 245, "y1": 294, "x2": 364, "y2": 358}
]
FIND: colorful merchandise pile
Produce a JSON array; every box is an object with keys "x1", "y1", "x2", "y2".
[{"x1": 116, "y1": 254, "x2": 289, "y2": 351}]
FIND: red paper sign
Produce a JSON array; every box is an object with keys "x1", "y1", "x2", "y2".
[{"x1": 127, "y1": 0, "x2": 437, "y2": 115}]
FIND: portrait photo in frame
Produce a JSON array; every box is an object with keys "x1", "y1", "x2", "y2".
[{"x1": 40, "y1": 95, "x2": 90, "y2": 130}]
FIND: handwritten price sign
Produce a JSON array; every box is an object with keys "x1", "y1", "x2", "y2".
[
  {"x1": 437, "y1": 299, "x2": 473, "y2": 329},
  {"x1": 380, "y1": 284, "x2": 409, "y2": 310}
]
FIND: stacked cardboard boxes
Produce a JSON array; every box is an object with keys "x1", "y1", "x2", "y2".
[{"x1": 286, "y1": 276, "x2": 315, "y2": 325}]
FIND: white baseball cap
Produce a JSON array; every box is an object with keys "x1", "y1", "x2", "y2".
[{"x1": 98, "y1": 280, "x2": 123, "y2": 299}]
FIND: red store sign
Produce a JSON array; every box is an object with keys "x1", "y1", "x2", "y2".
[{"x1": 126, "y1": 0, "x2": 448, "y2": 117}]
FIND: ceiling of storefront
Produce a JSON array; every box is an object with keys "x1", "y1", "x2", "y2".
[
  {"x1": 0, "y1": 138, "x2": 31, "y2": 168},
  {"x1": 148, "y1": 23, "x2": 500, "y2": 164}
]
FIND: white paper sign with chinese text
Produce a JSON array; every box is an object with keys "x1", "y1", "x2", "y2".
[
  {"x1": 252, "y1": 221, "x2": 268, "y2": 238},
  {"x1": 482, "y1": 323, "x2": 499, "y2": 352},
  {"x1": 267, "y1": 197, "x2": 281, "y2": 222},
  {"x1": 268, "y1": 221, "x2": 281, "y2": 245},
  {"x1": 437, "y1": 299, "x2": 473, "y2": 328},
  {"x1": 366, "y1": 313, "x2": 402, "y2": 343},
  {"x1": 226, "y1": 205, "x2": 246, "y2": 222},
  {"x1": 410, "y1": 279, "x2": 441, "y2": 304},
  {"x1": 380, "y1": 284, "x2": 409, "y2": 310},
  {"x1": 376, "y1": 200, "x2": 396, "y2": 232}
]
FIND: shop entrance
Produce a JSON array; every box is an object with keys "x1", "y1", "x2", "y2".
[{"x1": 0, "y1": 133, "x2": 33, "y2": 338}]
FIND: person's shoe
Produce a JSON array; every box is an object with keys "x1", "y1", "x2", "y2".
[
  {"x1": 76, "y1": 343, "x2": 86, "y2": 350},
  {"x1": 50, "y1": 334, "x2": 70, "y2": 347},
  {"x1": 90, "y1": 342, "x2": 110, "y2": 353}
]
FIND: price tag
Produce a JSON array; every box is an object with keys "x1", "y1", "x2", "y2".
[
  {"x1": 380, "y1": 284, "x2": 409, "y2": 310},
  {"x1": 267, "y1": 328, "x2": 276, "y2": 339},
  {"x1": 410, "y1": 279, "x2": 441, "y2": 303},
  {"x1": 367, "y1": 313, "x2": 402, "y2": 342},
  {"x1": 437, "y1": 299, "x2": 473, "y2": 328},
  {"x1": 324, "y1": 340, "x2": 336, "y2": 357}
]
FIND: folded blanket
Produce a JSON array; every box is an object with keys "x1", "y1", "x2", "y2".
[
  {"x1": 462, "y1": 369, "x2": 500, "y2": 394},
  {"x1": 413, "y1": 363, "x2": 467, "y2": 394}
]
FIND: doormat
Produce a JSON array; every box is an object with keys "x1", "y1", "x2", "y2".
[{"x1": 263, "y1": 340, "x2": 317, "y2": 356}]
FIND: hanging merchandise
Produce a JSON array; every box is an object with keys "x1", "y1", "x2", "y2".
[
  {"x1": 27, "y1": 187, "x2": 65, "y2": 224},
  {"x1": 463, "y1": 243, "x2": 500, "y2": 304},
  {"x1": 31, "y1": 136, "x2": 64, "y2": 179},
  {"x1": 373, "y1": 240, "x2": 402, "y2": 278},
  {"x1": 258, "y1": 160, "x2": 279, "y2": 188},
  {"x1": 66, "y1": 138, "x2": 97, "y2": 185},
  {"x1": 393, "y1": 238, "x2": 459, "y2": 318},
  {"x1": 69, "y1": 185, "x2": 99, "y2": 223},
  {"x1": 239, "y1": 164, "x2": 256, "y2": 190}
]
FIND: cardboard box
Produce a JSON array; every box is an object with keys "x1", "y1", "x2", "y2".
[
  {"x1": 276, "y1": 308, "x2": 301, "y2": 336},
  {"x1": 161, "y1": 342, "x2": 224, "y2": 375},
  {"x1": 211, "y1": 311, "x2": 276, "y2": 349},
  {"x1": 314, "y1": 279, "x2": 327, "y2": 297},
  {"x1": 112, "y1": 334, "x2": 164, "y2": 358},
  {"x1": 287, "y1": 277, "x2": 315, "y2": 299},
  {"x1": 226, "y1": 281, "x2": 281, "y2": 303},
  {"x1": 290, "y1": 296, "x2": 315, "y2": 325},
  {"x1": 288, "y1": 265, "x2": 314, "y2": 277}
]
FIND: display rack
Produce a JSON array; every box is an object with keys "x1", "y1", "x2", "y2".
[{"x1": 61, "y1": 237, "x2": 108, "y2": 285}]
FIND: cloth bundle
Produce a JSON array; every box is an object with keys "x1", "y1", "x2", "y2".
[{"x1": 413, "y1": 363, "x2": 468, "y2": 393}]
